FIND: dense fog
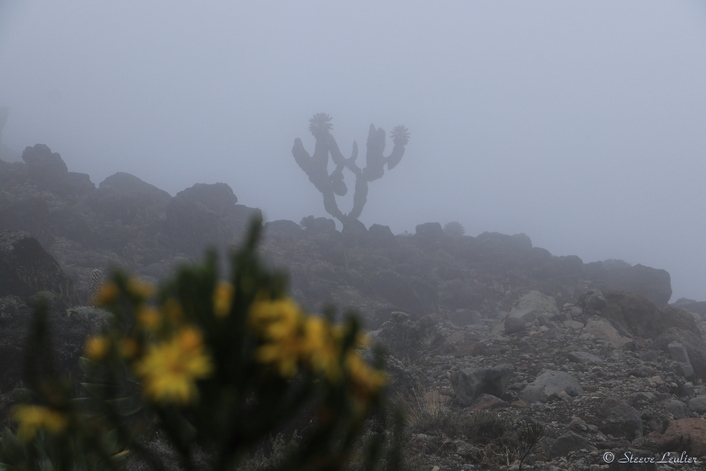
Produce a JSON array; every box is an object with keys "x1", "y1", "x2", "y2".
[{"x1": 1, "y1": 1, "x2": 705, "y2": 301}]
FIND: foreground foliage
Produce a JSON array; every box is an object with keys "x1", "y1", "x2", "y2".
[{"x1": 0, "y1": 217, "x2": 401, "y2": 471}]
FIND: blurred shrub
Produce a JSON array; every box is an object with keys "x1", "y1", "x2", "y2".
[
  {"x1": 0, "y1": 217, "x2": 401, "y2": 471},
  {"x1": 443, "y1": 222, "x2": 465, "y2": 237}
]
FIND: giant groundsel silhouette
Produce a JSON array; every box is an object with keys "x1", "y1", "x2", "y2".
[{"x1": 292, "y1": 113, "x2": 409, "y2": 225}]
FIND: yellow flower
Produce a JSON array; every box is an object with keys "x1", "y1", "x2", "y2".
[
  {"x1": 345, "y1": 351, "x2": 387, "y2": 399},
  {"x1": 248, "y1": 297, "x2": 309, "y2": 376},
  {"x1": 127, "y1": 277, "x2": 155, "y2": 300},
  {"x1": 302, "y1": 316, "x2": 341, "y2": 382},
  {"x1": 213, "y1": 281, "x2": 234, "y2": 318},
  {"x1": 93, "y1": 281, "x2": 119, "y2": 306},
  {"x1": 248, "y1": 297, "x2": 303, "y2": 339},
  {"x1": 134, "y1": 326, "x2": 213, "y2": 404},
  {"x1": 136, "y1": 305, "x2": 162, "y2": 331},
  {"x1": 85, "y1": 335, "x2": 110, "y2": 361},
  {"x1": 13, "y1": 405, "x2": 69, "y2": 441}
]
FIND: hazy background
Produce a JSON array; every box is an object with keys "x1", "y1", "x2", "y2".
[{"x1": 1, "y1": 1, "x2": 705, "y2": 302}]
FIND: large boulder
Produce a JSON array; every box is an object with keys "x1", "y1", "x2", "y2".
[
  {"x1": 0, "y1": 230, "x2": 76, "y2": 308},
  {"x1": 173, "y1": 182, "x2": 237, "y2": 216},
  {"x1": 585, "y1": 290, "x2": 697, "y2": 340},
  {"x1": 506, "y1": 290, "x2": 559, "y2": 323},
  {"x1": 94, "y1": 172, "x2": 171, "y2": 226},
  {"x1": 450, "y1": 364, "x2": 514, "y2": 407},
  {"x1": 21, "y1": 144, "x2": 68, "y2": 191},
  {"x1": 414, "y1": 222, "x2": 444, "y2": 242},
  {"x1": 659, "y1": 418, "x2": 706, "y2": 458},
  {"x1": 652, "y1": 327, "x2": 706, "y2": 382},
  {"x1": 585, "y1": 260, "x2": 672, "y2": 306},
  {"x1": 596, "y1": 397, "x2": 643, "y2": 440},
  {"x1": 165, "y1": 182, "x2": 258, "y2": 254},
  {"x1": 522, "y1": 370, "x2": 583, "y2": 403}
]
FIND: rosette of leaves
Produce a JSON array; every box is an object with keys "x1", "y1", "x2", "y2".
[
  {"x1": 308, "y1": 113, "x2": 333, "y2": 137},
  {"x1": 390, "y1": 125, "x2": 410, "y2": 146},
  {"x1": 443, "y1": 221, "x2": 465, "y2": 237},
  {"x1": 2, "y1": 216, "x2": 402, "y2": 471}
]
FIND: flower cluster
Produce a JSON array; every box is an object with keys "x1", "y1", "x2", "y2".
[
  {"x1": 83, "y1": 278, "x2": 214, "y2": 406},
  {"x1": 12, "y1": 405, "x2": 69, "y2": 441},
  {"x1": 7, "y1": 225, "x2": 398, "y2": 470},
  {"x1": 247, "y1": 295, "x2": 387, "y2": 395}
]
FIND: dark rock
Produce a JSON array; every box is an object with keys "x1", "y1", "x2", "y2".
[
  {"x1": 652, "y1": 328, "x2": 706, "y2": 382},
  {"x1": 470, "y1": 393, "x2": 508, "y2": 411},
  {"x1": 64, "y1": 172, "x2": 96, "y2": 196},
  {"x1": 597, "y1": 397, "x2": 643, "y2": 440},
  {"x1": 672, "y1": 298, "x2": 706, "y2": 317},
  {"x1": 476, "y1": 231, "x2": 532, "y2": 250},
  {"x1": 264, "y1": 220, "x2": 303, "y2": 239},
  {"x1": 94, "y1": 172, "x2": 171, "y2": 228},
  {"x1": 174, "y1": 182, "x2": 237, "y2": 216},
  {"x1": 450, "y1": 364, "x2": 514, "y2": 407},
  {"x1": 301, "y1": 216, "x2": 337, "y2": 234},
  {"x1": 0, "y1": 231, "x2": 76, "y2": 308},
  {"x1": 585, "y1": 290, "x2": 698, "y2": 342},
  {"x1": 504, "y1": 316, "x2": 527, "y2": 334},
  {"x1": 99, "y1": 172, "x2": 170, "y2": 202},
  {"x1": 368, "y1": 224, "x2": 396, "y2": 246},
  {"x1": 22, "y1": 144, "x2": 68, "y2": 190},
  {"x1": 579, "y1": 289, "x2": 607, "y2": 311},
  {"x1": 663, "y1": 399, "x2": 690, "y2": 420},
  {"x1": 687, "y1": 396, "x2": 706, "y2": 414},
  {"x1": 507, "y1": 290, "x2": 559, "y2": 323},
  {"x1": 414, "y1": 222, "x2": 444, "y2": 241},
  {"x1": 668, "y1": 341, "x2": 695, "y2": 378},
  {"x1": 585, "y1": 261, "x2": 672, "y2": 306},
  {"x1": 567, "y1": 351, "x2": 604, "y2": 364},
  {"x1": 166, "y1": 183, "x2": 245, "y2": 254}
]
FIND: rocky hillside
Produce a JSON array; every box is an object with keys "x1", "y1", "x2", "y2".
[{"x1": 2, "y1": 144, "x2": 706, "y2": 470}]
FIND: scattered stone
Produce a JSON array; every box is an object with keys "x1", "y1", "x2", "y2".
[
  {"x1": 450, "y1": 364, "x2": 514, "y2": 407},
  {"x1": 659, "y1": 418, "x2": 706, "y2": 457},
  {"x1": 522, "y1": 370, "x2": 583, "y2": 403},
  {"x1": 506, "y1": 290, "x2": 560, "y2": 324},
  {"x1": 470, "y1": 393, "x2": 508, "y2": 411},
  {"x1": 663, "y1": 399, "x2": 690, "y2": 420},
  {"x1": 0, "y1": 230, "x2": 77, "y2": 308},
  {"x1": 687, "y1": 396, "x2": 706, "y2": 414},
  {"x1": 568, "y1": 351, "x2": 604, "y2": 364},
  {"x1": 584, "y1": 317, "x2": 632, "y2": 349},
  {"x1": 597, "y1": 397, "x2": 643, "y2": 440}
]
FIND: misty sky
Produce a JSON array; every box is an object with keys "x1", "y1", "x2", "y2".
[{"x1": 1, "y1": 1, "x2": 706, "y2": 302}]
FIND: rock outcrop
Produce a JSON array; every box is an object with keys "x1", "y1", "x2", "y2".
[
  {"x1": 0, "y1": 230, "x2": 76, "y2": 308},
  {"x1": 2, "y1": 145, "x2": 706, "y2": 470}
]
